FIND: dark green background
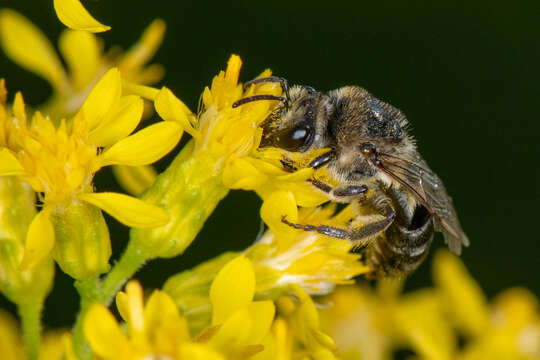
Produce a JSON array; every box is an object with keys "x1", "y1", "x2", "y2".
[{"x1": 1, "y1": 0, "x2": 538, "y2": 328}]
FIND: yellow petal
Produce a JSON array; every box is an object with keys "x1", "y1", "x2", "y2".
[
  {"x1": 100, "y1": 121, "x2": 182, "y2": 166},
  {"x1": 0, "y1": 311, "x2": 26, "y2": 360},
  {"x1": 13, "y1": 92, "x2": 27, "y2": 124},
  {"x1": 0, "y1": 149, "x2": 25, "y2": 176},
  {"x1": 122, "y1": 281, "x2": 145, "y2": 332},
  {"x1": 260, "y1": 190, "x2": 299, "y2": 249},
  {"x1": 79, "y1": 192, "x2": 170, "y2": 228},
  {"x1": 0, "y1": 9, "x2": 67, "y2": 91},
  {"x1": 245, "y1": 301, "x2": 276, "y2": 344},
  {"x1": 89, "y1": 95, "x2": 144, "y2": 147},
  {"x1": 223, "y1": 157, "x2": 268, "y2": 190},
  {"x1": 79, "y1": 68, "x2": 121, "y2": 131},
  {"x1": 179, "y1": 343, "x2": 226, "y2": 360},
  {"x1": 122, "y1": 81, "x2": 160, "y2": 101},
  {"x1": 83, "y1": 304, "x2": 130, "y2": 359},
  {"x1": 210, "y1": 255, "x2": 255, "y2": 325},
  {"x1": 155, "y1": 87, "x2": 198, "y2": 137},
  {"x1": 111, "y1": 164, "x2": 157, "y2": 196},
  {"x1": 115, "y1": 291, "x2": 129, "y2": 325},
  {"x1": 58, "y1": 29, "x2": 101, "y2": 90},
  {"x1": 395, "y1": 291, "x2": 455, "y2": 360},
  {"x1": 433, "y1": 250, "x2": 490, "y2": 336},
  {"x1": 209, "y1": 308, "x2": 253, "y2": 354},
  {"x1": 19, "y1": 211, "x2": 55, "y2": 270},
  {"x1": 119, "y1": 19, "x2": 166, "y2": 73},
  {"x1": 144, "y1": 290, "x2": 189, "y2": 341},
  {"x1": 53, "y1": 0, "x2": 111, "y2": 33}
]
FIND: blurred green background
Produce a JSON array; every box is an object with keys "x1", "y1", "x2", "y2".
[{"x1": 0, "y1": 0, "x2": 538, "y2": 328}]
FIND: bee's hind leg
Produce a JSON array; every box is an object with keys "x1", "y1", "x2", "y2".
[
  {"x1": 281, "y1": 203, "x2": 395, "y2": 245},
  {"x1": 281, "y1": 217, "x2": 350, "y2": 239}
]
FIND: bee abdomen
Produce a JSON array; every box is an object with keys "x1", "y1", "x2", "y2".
[{"x1": 365, "y1": 211, "x2": 434, "y2": 278}]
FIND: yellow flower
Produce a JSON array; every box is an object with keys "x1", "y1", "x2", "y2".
[
  {"x1": 85, "y1": 281, "x2": 200, "y2": 360},
  {"x1": 434, "y1": 251, "x2": 540, "y2": 360},
  {"x1": 318, "y1": 251, "x2": 540, "y2": 360},
  {"x1": 205, "y1": 255, "x2": 275, "y2": 358},
  {"x1": 319, "y1": 283, "x2": 397, "y2": 360},
  {"x1": 128, "y1": 55, "x2": 320, "y2": 259},
  {"x1": 53, "y1": 0, "x2": 110, "y2": 33},
  {"x1": 163, "y1": 195, "x2": 367, "y2": 328},
  {"x1": 163, "y1": 195, "x2": 366, "y2": 353},
  {"x1": 253, "y1": 190, "x2": 369, "y2": 294},
  {"x1": 85, "y1": 260, "x2": 275, "y2": 360},
  {"x1": 0, "y1": 9, "x2": 165, "y2": 119},
  {"x1": 0, "y1": 71, "x2": 181, "y2": 274},
  {"x1": 0, "y1": 309, "x2": 75, "y2": 360}
]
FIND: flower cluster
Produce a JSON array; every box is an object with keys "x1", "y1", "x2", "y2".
[
  {"x1": 0, "y1": 2, "x2": 537, "y2": 360},
  {"x1": 84, "y1": 256, "x2": 337, "y2": 360},
  {"x1": 319, "y1": 250, "x2": 540, "y2": 360},
  {"x1": 0, "y1": 70, "x2": 180, "y2": 278}
]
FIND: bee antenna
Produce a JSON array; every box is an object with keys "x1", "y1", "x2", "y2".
[
  {"x1": 232, "y1": 94, "x2": 288, "y2": 108},
  {"x1": 242, "y1": 76, "x2": 291, "y2": 109}
]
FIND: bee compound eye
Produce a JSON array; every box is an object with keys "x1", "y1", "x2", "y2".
[{"x1": 277, "y1": 122, "x2": 314, "y2": 151}]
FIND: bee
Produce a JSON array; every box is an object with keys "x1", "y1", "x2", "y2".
[{"x1": 233, "y1": 77, "x2": 469, "y2": 277}]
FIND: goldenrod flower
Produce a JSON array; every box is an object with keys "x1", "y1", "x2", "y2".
[
  {"x1": 85, "y1": 258, "x2": 275, "y2": 360},
  {"x1": 84, "y1": 281, "x2": 199, "y2": 360},
  {"x1": 0, "y1": 71, "x2": 181, "y2": 275},
  {"x1": 434, "y1": 251, "x2": 540, "y2": 360},
  {"x1": 128, "y1": 55, "x2": 294, "y2": 259},
  {"x1": 205, "y1": 255, "x2": 275, "y2": 358},
  {"x1": 319, "y1": 251, "x2": 540, "y2": 360},
  {"x1": 164, "y1": 194, "x2": 367, "y2": 337},
  {"x1": 319, "y1": 284, "x2": 396, "y2": 360},
  {"x1": 223, "y1": 148, "x2": 330, "y2": 207},
  {"x1": 53, "y1": 0, "x2": 110, "y2": 33},
  {"x1": 0, "y1": 9, "x2": 165, "y2": 119},
  {"x1": 0, "y1": 309, "x2": 75, "y2": 360},
  {"x1": 253, "y1": 190, "x2": 368, "y2": 294}
]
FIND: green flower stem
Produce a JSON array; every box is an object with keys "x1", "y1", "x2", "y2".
[
  {"x1": 72, "y1": 139, "x2": 230, "y2": 358},
  {"x1": 72, "y1": 276, "x2": 101, "y2": 360},
  {"x1": 99, "y1": 241, "x2": 149, "y2": 304},
  {"x1": 18, "y1": 300, "x2": 43, "y2": 360}
]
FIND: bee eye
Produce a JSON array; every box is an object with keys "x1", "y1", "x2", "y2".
[{"x1": 275, "y1": 122, "x2": 314, "y2": 151}]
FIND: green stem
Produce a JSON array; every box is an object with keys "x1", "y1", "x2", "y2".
[
  {"x1": 72, "y1": 244, "x2": 149, "y2": 360},
  {"x1": 19, "y1": 301, "x2": 43, "y2": 360},
  {"x1": 72, "y1": 276, "x2": 100, "y2": 360},
  {"x1": 99, "y1": 241, "x2": 149, "y2": 304}
]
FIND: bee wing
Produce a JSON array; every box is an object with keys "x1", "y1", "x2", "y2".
[{"x1": 377, "y1": 153, "x2": 469, "y2": 254}]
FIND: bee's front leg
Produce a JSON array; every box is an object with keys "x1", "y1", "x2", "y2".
[{"x1": 308, "y1": 150, "x2": 334, "y2": 169}]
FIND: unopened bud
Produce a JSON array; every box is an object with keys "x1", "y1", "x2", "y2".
[
  {"x1": 51, "y1": 201, "x2": 111, "y2": 280},
  {"x1": 0, "y1": 177, "x2": 54, "y2": 303}
]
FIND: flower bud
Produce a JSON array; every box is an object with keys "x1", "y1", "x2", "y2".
[
  {"x1": 0, "y1": 177, "x2": 54, "y2": 303},
  {"x1": 51, "y1": 201, "x2": 111, "y2": 280},
  {"x1": 130, "y1": 141, "x2": 228, "y2": 259}
]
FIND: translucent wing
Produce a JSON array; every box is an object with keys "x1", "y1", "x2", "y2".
[{"x1": 377, "y1": 152, "x2": 469, "y2": 254}]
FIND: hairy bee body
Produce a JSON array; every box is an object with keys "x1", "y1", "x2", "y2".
[{"x1": 235, "y1": 79, "x2": 469, "y2": 277}]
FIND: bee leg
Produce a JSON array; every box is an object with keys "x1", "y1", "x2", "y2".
[
  {"x1": 281, "y1": 216, "x2": 349, "y2": 239},
  {"x1": 308, "y1": 150, "x2": 334, "y2": 169},
  {"x1": 281, "y1": 204, "x2": 395, "y2": 244},
  {"x1": 310, "y1": 179, "x2": 367, "y2": 200}
]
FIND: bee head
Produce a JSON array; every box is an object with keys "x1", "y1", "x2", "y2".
[{"x1": 259, "y1": 85, "x2": 332, "y2": 152}]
